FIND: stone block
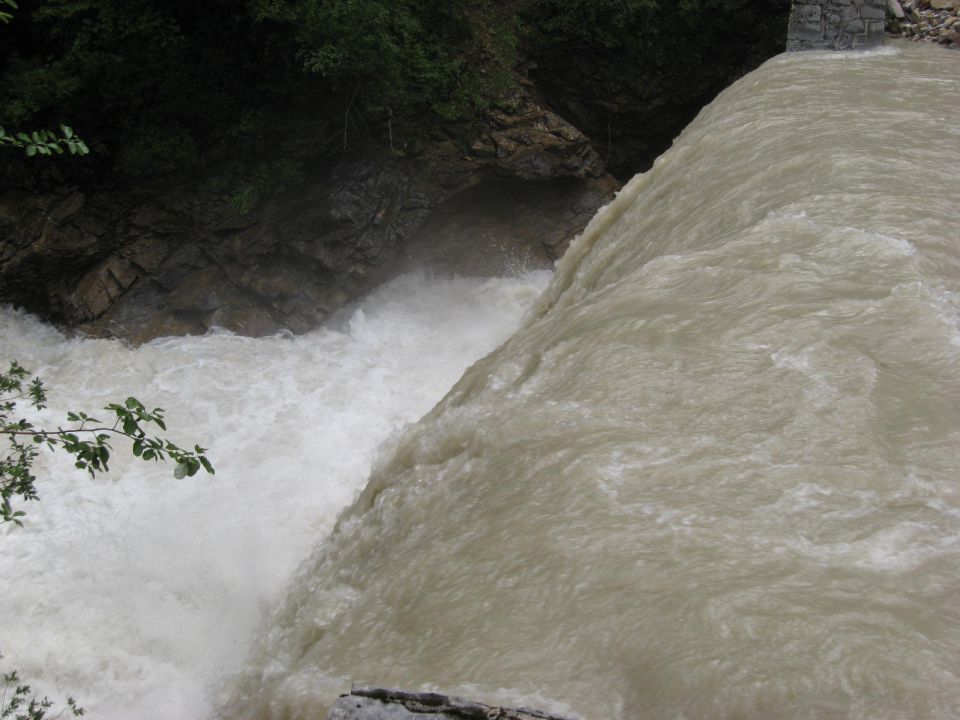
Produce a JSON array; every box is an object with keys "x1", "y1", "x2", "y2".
[
  {"x1": 795, "y1": 21, "x2": 824, "y2": 39},
  {"x1": 787, "y1": 0, "x2": 886, "y2": 49}
]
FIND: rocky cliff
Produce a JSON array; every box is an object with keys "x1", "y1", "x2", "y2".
[{"x1": 0, "y1": 93, "x2": 615, "y2": 342}]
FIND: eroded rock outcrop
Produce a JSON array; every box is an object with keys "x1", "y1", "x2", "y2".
[{"x1": 0, "y1": 95, "x2": 616, "y2": 343}]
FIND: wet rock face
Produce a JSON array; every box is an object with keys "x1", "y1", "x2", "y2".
[
  {"x1": 467, "y1": 96, "x2": 605, "y2": 181},
  {"x1": 0, "y1": 102, "x2": 616, "y2": 343},
  {"x1": 0, "y1": 160, "x2": 431, "y2": 341},
  {"x1": 384, "y1": 175, "x2": 620, "y2": 283}
]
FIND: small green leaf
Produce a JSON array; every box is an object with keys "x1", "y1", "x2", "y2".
[{"x1": 174, "y1": 462, "x2": 188, "y2": 479}]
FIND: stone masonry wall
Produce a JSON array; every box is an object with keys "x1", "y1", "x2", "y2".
[{"x1": 787, "y1": 0, "x2": 887, "y2": 49}]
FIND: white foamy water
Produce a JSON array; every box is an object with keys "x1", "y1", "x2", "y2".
[{"x1": 0, "y1": 269, "x2": 551, "y2": 719}]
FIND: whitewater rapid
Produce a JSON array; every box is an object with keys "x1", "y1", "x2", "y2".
[
  {"x1": 0, "y1": 270, "x2": 550, "y2": 718},
  {"x1": 225, "y1": 42, "x2": 960, "y2": 720}
]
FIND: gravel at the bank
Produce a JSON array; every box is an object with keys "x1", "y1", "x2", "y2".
[{"x1": 887, "y1": 0, "x2": 960, "y2": 46}]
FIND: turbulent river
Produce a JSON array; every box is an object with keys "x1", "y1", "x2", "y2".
[{"x1": 4, "y1": 41, "x2": 960, "y2": 720}]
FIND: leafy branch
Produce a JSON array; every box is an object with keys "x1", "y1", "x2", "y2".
[
  {"x1": 0, "y1": 126, "x2": 89, "y2": 157},
  {"x1": 0, "y1": 5, "x2": 87, "y2": 158},
  {"x1": 0, "y1": 0, "x2": 15, "y2": 24},
  {"x1": 1, "y1": 653, "x2": 84, "y2": 719},
  {"x1": 1, "y1": 361, "x2": 213, "y2": 527}
]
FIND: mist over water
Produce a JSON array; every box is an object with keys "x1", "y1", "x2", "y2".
[
  {"x1": 225, "y1": 43, "x2": 960, "y2": 720},
  {"x1": 0, "y1": 270, "x2": 550, "y2": 719}
]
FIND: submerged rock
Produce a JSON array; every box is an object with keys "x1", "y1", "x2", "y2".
[{"x1": 328, "y1": 687, "x2": 573, "y2": 720}]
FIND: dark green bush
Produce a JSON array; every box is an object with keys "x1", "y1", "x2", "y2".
[
  {"x1": 0, "y1": 0, "x2": 786, "y2": 183},
  {"x1": 0, "y1": 0, "x2": 505, "y2": 178}
]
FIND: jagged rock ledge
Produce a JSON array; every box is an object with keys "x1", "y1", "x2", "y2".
[
  {"x1": 0, "y1": 92, "x2": 617, "y2": 344},
  {"x1": 328, "y1": 687, "x2": 574, "y2": 720}
]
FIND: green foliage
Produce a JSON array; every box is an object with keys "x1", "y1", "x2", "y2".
[
  {"x1": 534, "y1": 0, "x2": 659, "y2": 47},
  {"x1": 1, "y1": 653, "x2": 84, "y2": 719},
  {"x1": 0, "y1": 54, "x2": 81, "y2": 129},
  {"x1": 1, "y1": 361, "x2": 213, "y2": 527},
  {"x1": 0, "y1": 125, "x2": 88, "y2": 157},
  {"x1": 530, "y1": 0, "x2": 782, "y2": 70},
  {"x1": 0, "y1": 0, "x2": 15, "y2": 24},
  {"x1": 115, "y1": 123, "x2": 197, "y2": 177},
  {"x1": 231, "y1": 158, "x2": 303, "y2": 216},
  {"x1": 0, "y1": 0, "x2": 515, "y2": 177},
  {"x1": 0, "y1": 0, "x2": 784, "y2": 183},
  {"x1": 0, "y1": 3, "x2": 89, "y2": 159},
  {"x1": 1, "y1": 1, "x2": 262, "y2": 174},
  {"x1": 530, "y1": 0, "x2": 723, "y2": 69},
  {"x1": 280, "y1": 0, "x2": 465, "y2": 118}
]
